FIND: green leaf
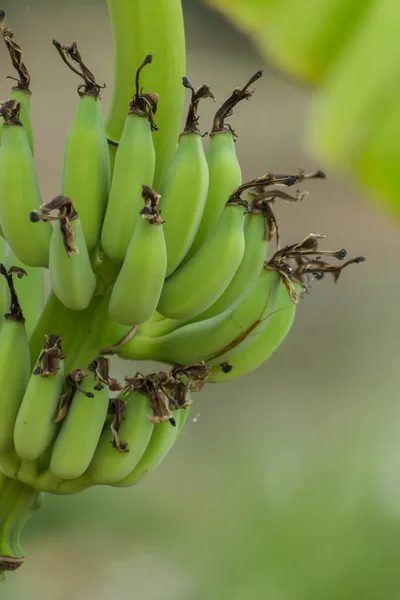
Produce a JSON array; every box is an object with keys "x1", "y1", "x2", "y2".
[{"x1": 205, "y1": 0, "x2": 400, "y2": 215}]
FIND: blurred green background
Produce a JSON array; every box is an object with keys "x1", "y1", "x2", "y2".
[{"x1": 2, "y1": 1, "x2": 400, "y2": 598}]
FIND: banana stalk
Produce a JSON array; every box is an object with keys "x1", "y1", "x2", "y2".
[{"x1": 105, "y1": 0, "x2": 186, "y2": 186}]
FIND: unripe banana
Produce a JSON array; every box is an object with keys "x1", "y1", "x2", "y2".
[
  {"x1": 0, "y1": 101, "x2": 51, "y2": 267},
  {"x1": 208, "y1": 284, "x2": 297, "y2": 383},
  {"x1": 120, "y1": 267, "x2": 282, "y2": 366},
  {"x1": 50, "y1": 359, "x2": 118, "y2": 480},
  {"x1": 0, "y1": 266, "x2": 31, "y2": 453},
  {"x1": 160, "y1": 79, "x2": 213, "y2": 277},
  {"x1": 188, "y1": 206, "x2": 269, "y2": 324},
  {"x1": 185, "y1": 71, "x2": 262, "y2": 261},
  {"x1": 88, "y1": 389, "x2": 153, "y2": 485},
  {"x1": 101, "y1": 55, "x2": 157, "y2": 264},
  {"x1": 0, "y1": 12, "x2": 34, "y2": 153},
  {"x1": 32, "y1": 195, "x2": 96, "y2": 311},
  {"x1": 54, "y1": 41, "x2": 110, "y2": 252},
  {"x1": 4, "y1": 244, "x2": 45, "y2": 340},
  {"x1": 113, "y1": 411, "x2": 182, "y2": 488},
  {"x1": 14, "y1": 335, "x2": 66, "y2": 462},
  {"x1": 157, "y1": 199, "x2": 248, "y2": 321},
  {"x1": 108, "y1": 186, "x2": 167, "y2": 326},
  {"x1": 156, "y1": 172, "x2": 289, "y2": 322}
]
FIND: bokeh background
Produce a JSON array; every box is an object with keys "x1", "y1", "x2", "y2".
[{"x1": 2, "y1": 1, "x2": 400, "y2": 598}]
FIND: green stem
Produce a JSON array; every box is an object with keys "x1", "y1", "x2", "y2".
[
  {"x1": 0, "y1": 473, "x2": 41, "y2": 579},
  {"x1": 105, "y1": 0, "x2": 186, "y2": 186}
]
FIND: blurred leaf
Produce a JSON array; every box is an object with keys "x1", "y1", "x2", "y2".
[{"x1": 204, "y1": 0, "x2": 400, "y2": 216}]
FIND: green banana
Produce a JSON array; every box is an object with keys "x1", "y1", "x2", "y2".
[
  {"x1": 157, "y1": 173, "x2": 291, "y2": 322},
  {"x1": 0, "y1": 101, "x2": 51, "y2": 268},
  {"x1": 185, "y1": 71, "x2": 262, "y2": 262},
  {"x1": 14, "y1": 335, "x2": 66, "y2": 462},
  {"x1": 108, "y1": 186, "x2": 167, "y2": 326},
  {"x1": 113, "y1": 411, "x2": 182, "y2": 488},
  {"x1": 49, "y1": 359, "x2": 119, "y2": 480},
  {"x1": 0, "y1": 239, "x2": 9, "y2": 326},
  {"x1": 88, "y1": 389, "x2": 153, "y2": 485},
  {"x1": 120, "y1": 266, "x2": 282, "y2": 366},
  {"x1": 157, "y1": 199, "x2": 248, "y2": 321},
  {"x1": 0, "y1": 266, "x2": 31, "y2": 453},
  {"x1": 101, "y1": 55, "x2": 157, "y2": 264},
  {"x1": 53, "y1": 41, "x2": 110, "y2": 253},
  {"x1": 160, "y1": 78, "x2": 213, "y2": 277},
  {"x1": 105, "y1": 0, "x2": 185, "y2": 186},
  {"x1": 0, "y1": 12, "x2": 34, "y2": 153},
  {"x1": 4, "y1": 244, "x2": 45, "y2": 340},
  {"x1": 32, "y1": 196, "x2": 96, "y2": 311},
  {"x1": 208, "y1": 283, "x2": 297, "y2": 383}
]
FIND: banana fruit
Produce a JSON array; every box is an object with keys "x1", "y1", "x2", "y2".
[
  {"x1": 0, "y1": 101, "x2": 51, "y2": 268},
  {"x1": 54, "y1": 41, "x2": 110, "y2": 253},
  {"x1": 32, "y1": 196, "x2": 96, "y2": 311},
  {"x1": 14, "y1": 335, "x2": 66, "y2": 462},
  {"x1": 160, "y1": 78, "x2": 213, "y2": 276},
  {"x1": 0, "y1": 265, "x2": 31, "y2": 453},
  {"x1": 101, "y1": 55, "x2": 157, "y2": 264},
  {"x1": 185, "y1": 71, "x2": 262, "y2": 261},
  {"x1": 108, "y1": 186, "x2": 167, "y2": 326},
  {"x1": 49, "y1": 358, "x2": 120, "y2": 480}
]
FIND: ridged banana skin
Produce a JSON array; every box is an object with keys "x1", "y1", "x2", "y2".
[
  {"x1": 0, "y1": 124, "x2": 51, "y2": 267},
  {"x1": 10, "y1": 88, "x2": 34, "y2": 155},
  {"x1": 49, "y1": 218, "x2": 96, "y2": 311},
  {"x1": 101, "y1": 113, "x2": 156, "y2": 264},
  {"x1": 61, "y1": 95, "x2": 110, "y2": 253},
  {"x1": 0, "y1": 319, "x2": 31, "y2": 452},
  {"x1": 157, "y1": 205, "x2": 246, "y2": 321},
  {"x1": 108, "y1": 215, "x2": 167, "y2": 326},
  {"x1": 185, "y1": 132, "x2": 241, "y2": 262},
  {"x1": 187, "y1": 211, "x2": 268, "y2": 323},
  {"x1": 112, "y1": 410, "x2": 182, "y2": 488},
  {"x1": 88, "y1": 390, "x2": 154, "y2": 484},
  {"x1": 49, "y1": 372, "x2": 110, "y2": 480},
  {"x1": 4, "y1": 245, "x2": 45, "y2": 340},
  {"x1": 160, "y1": 134, "x2": 209, "y2": 277},
  {"x1": 13, "y1": 362, "x2": 65, "y2": 462},
  {"x1": 120, "y1": 269, "x2": 281, "y2": 366},
  {"x1": 208, "y1": 286, "x2": 296, "y2": 383}
]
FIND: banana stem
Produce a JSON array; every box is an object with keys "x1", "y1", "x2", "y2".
[
  {"x1": 0, "y1": 473, "x2": 41, "y2": 579},
  {"x1": 105, "y1": 0, "x2": 186, "y2": 186}
]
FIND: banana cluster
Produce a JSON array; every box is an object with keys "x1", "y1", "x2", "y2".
[{"x1": 0, "y1": 14, "x2": 365, "y2": 500}]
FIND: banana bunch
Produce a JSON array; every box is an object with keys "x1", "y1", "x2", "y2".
[{"x1": 0, "y1": 5, "x2": 365, "y2": 578}]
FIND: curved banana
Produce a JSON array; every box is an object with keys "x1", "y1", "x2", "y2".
[
  {"x1": 49, "y1": 359, "x2": 117, "y2": 480},
  {"x1": 157, "y1": 198, "x2": 248, "y2": 321},
  {"x1": 4, "y1": 244, "x2": 45, "y2": 340},
  {"x1": 101, "y1": 55, "x2": 157, "y2": 264},
  {"x1": 120, "y1": 267, "x2": 282, "y2": 366},
  {"x1": 187, "y1": 204, "x2": 269, "y2": 324},
  {"x1": 208, "y1": 284, "x2": 297, "y2": 383},
  {"x1": 112, "y1": 411, "x2": 182, "y2": 488},
  {"x1": 108, "y1": 186, "x2": 167, "y2": 326},
  {"x1": 14, "y1": 335, "x2": 66, "y2": 462},
  {"x1": 88, "y1": 389, "x2": 153, "y2": 485},
  {"x1": 32, "y1": 196, "x2": 96, "y2": 311},
  {"x1": 0, "y1": 12, "x2": 34, "y2": 153},
  {"x1": 185, "y1": 71, "x2": 262, "y2": 261},
  {"x1": 0, "y1": 266, "x2": 31, "y2": 453},
  {"x1": 54, "y1": 41, "x2": 110, "y2": 253},
  {"x1": 0, "y1": 101, "x2": 51, "y2": 267},
  {"x1": 160, "y1": 78, "x2": 213, "y2": 277}
]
